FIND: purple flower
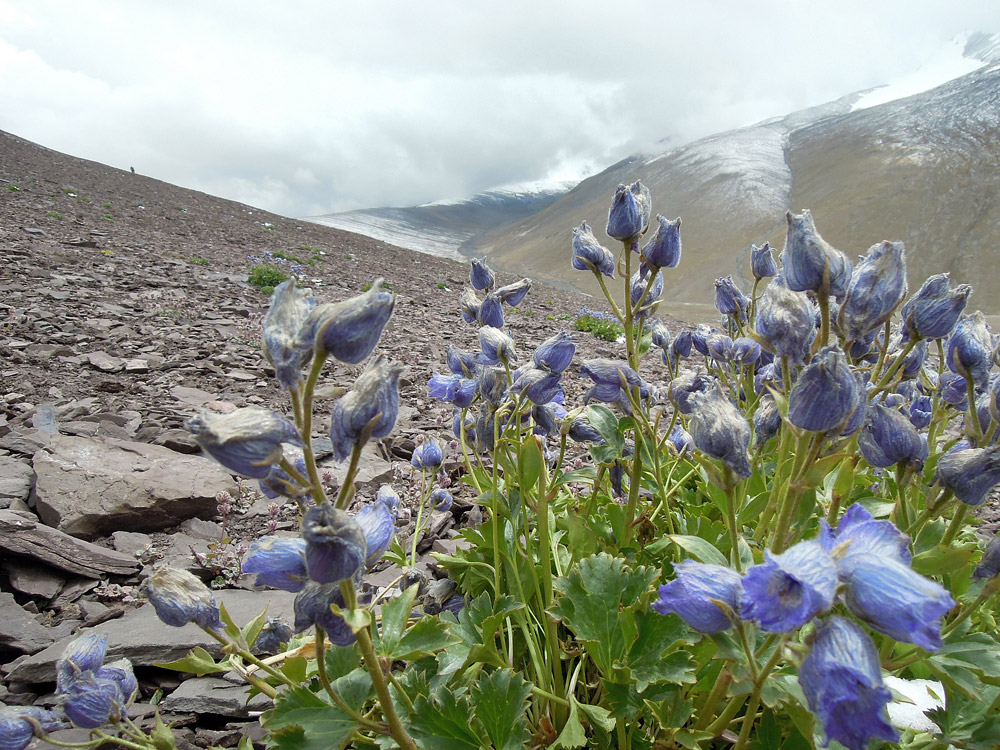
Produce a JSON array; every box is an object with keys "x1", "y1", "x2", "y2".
[
  {"x1": 840, "y1": 557, "x2": 954, "y2": 651},
  {"x1": 936, "y1": 445, "x2": 1000, "y2": 506},
  {"x1": 799, "y1": 617, "x2": 898, "y2": 750},
  {"x1": 0, "y1": 707, "x2": 61, "y2": 750},
  {"x1": 667, "y1": 424, "x2": 692, "y2": 454},
  {"x1": 630, "y1": 268, "x2": 663, "y2": 320},
  {"x1": 143, "y1": 566, "x2": 222, "y2": 630},
  {"x1": 263, "y1": 279, "x2": 316, "y2": 389},
  {"x1": 689, "y1": 382, "x2": 752, "y2": 478},
  {"x1": 579, "y1": 359, "x2": 647, "y2": 404},
  {"x1": 510, "y1": 367, "x2": 563, "y2": 405},
  {"x1": 470, "y1": 258, "x2": 495, "y2": 291},
  {"x1": 741, "y1": 540, "x2": 836, "y2": 632},
  {"x1": 56, "y1": 633, "x2": 107, "y2": 693},
  {"x1": 243, "y1": 536, "x2": 307, "y2": 592},
  {"x1": 641, "y1": 215, "x2": 682, "y2": 270},
  {"x1": 714, "y1": 276, "x2": 748, "y2": 320},
  {"x1": 820, "y1": 503, "x2": 911, "y2": 570},
  {"x1": 902, "y1": 273, "x2": 972, "y2": 341},
  {"x1": 477, "y1": 292, "x2": 504, "y2": 329},
  {"x1": 731, "y1": 337, "x2": 761, "y2": 365},
  {"x1": 62, "y1": 674, "x2": 122, "y2": 729},
  {"x1": 606, "y1": 181, "x2": 651, "y2": 241},
  {"x1": 376, "y1": 484, "x2": 402, "y2": 512},
  {"x1": 652, "y1": 560, "x2": 743, "y2": 633},
  {"x1": 753, "y1": 395, "x2": 781, "y2": 446},
  {"x1": 428, "y1": 372, "x2": 477, "y2": 408},
  {"x1": 431, "y1": 488, "x2": 453, "y2": 511},
  {"x1": 837, "y1": 241, "x2": 908, "y2": 345},
  {"x1": 572, "y1": 222, "x2": 615, "y2": 278},
  {"x1": 858, "y1": 402, "x2": 928, "y2": 469},
  {"x1": 302, "y1": 502, "x2": 366, "y2": 585},
  {"x1": 329, "y1": 356, "x2": 403, "y2": 462},
  {"x1": 750, "y1": 242, "x2": 777, "y2": 280},
  {"x1": 787, "y1": 345, "x2": 862, "y2": 433},
  {"x1": 258, "y1": 449, "x2": 310, "y2": 504},
  {"x1": 973, "y1": 534, "x2": 1000, "y2": 581},
  {"x1": 300, "y1": 279, "x2": 395, "y2": 363},
  {"x1": 948, "y1": 312, "x2": 994, "y2": 386},
  {"x1": 477, "y1": 365, "x2": 508, "y2": 406},
  {"x1": 533, "y1": 331, "x2": 576, "y2": 373},
  {"x1": 253, "y1": 618, "x2": 294, "y2": 654},
  {"x1": 753, "y1": 275, "x2": 816, "y2": 364},
  {"x1": 496, "y1": 278, "x2": 531, "y2": 306},
  {"x1": 459, "y1": 287, "x2": 481, "y2": 324},
  {"x1": 411, "y1": 439, "x2": 444, "y2": 469},
  {"x1": 293, "y1": 581, "x2": 356, "y2": 645},
  {"x1": 355, "y1": 501, "x2": 395, "y2": 567},
  {"x1": 706, "y1": 333, "x2": 734, "y2": 363},
  {"x1": 781, "y1": 210, "x2": 852, "y2": 299},
  {"x1": 95, "y1": 659, "x2": 137, "y2": 706},
  {"x1": 446, "y1": 345, "x2": 478, "y2": 377},
  {"x1": 186, "y1": 406, "x2": 302, "y2": 479},
  {"x1": 669, "y1": 370, "x2": 714, "y2": 415},
  {"x1": 478, "y1": 326, "x2": 517, "y2": 365}
]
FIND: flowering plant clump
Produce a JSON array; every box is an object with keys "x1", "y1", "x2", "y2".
[{"x1": 29, "y1": 184, "x2": 1000, "y2": 750}]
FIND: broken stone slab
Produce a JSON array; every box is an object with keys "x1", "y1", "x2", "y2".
[
  {"x1": 0, "y1": 455, "x2": 33, "y2": 508},
  {"x1": 159, "y1": 676, "x2": 272, "y2": 717},
  {"x1": 87, "y1": 351, "x2": 124, "y2": 373},
  {"x1": 1, "y1": 557, "x2": 66, "y2": 600},
  {"x1": 31, "y1": 434, "x2": 238, "y2": 539},
  {"x1": 170, "y1": 386, "x2": 218, "y2": 408},
  {"x1": 5, "y1": 589, "x2": 296, "y2": 684},
  {"x1": 0, "y1": 592, "x2": 55, "y2": 655},
  {"x1": 0, "y1": 509, "x2": 139, "y2": 577},
  {"x1": 318, "y1": 443, "x2": 393, "y2": 492}
]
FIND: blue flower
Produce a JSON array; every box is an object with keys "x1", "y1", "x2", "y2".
[
  {"x1": 376, "y1": 484, "x2": 402, "y2": 512},
  {"x1": 750, "y1": 242, "x2": 777, "y2": 279},
  {"x1": 731, "y1": 337, "x2": 761, "y2": 365},
  {"x1": 947, "y1": 311, "x2": 994, "y2": 386},
  {"x1": 567, "y1": 418, "x2": 604, "y2": 444},
  {"x1": 907, "y1": 394, "x2": 933, "y2": 430},
  {"x1": 837, "y1": 241, "x2": 908, "y2": 345},
  {"x1": 753, "y1": 275, "x2": 816, "y2": 364},
  {"x1": 820, "y1": 503, "x2": 911, "y2": 570},
  {"x1": 62, "y1": 674, "x2": 123, "y2": 729},
  {"x1": 329, "y1": 356, "x2": 403, "y2": 462},
  {"x1": 477, "y1": 365, "x2": 508, "y2": 406},
  {"x1": 714, "y1": 276, "x2": 749, "y2": 320},
  {"x1": 741, "y1": 540, "x2": 836, "y2": 632},
  {"x1": 470, "y1": 258, "x2": 495, "y2": 291},
  {"x1": 446, "y1": 345, "x2": 478, "y2": 377},
  {"x1": 606, "y1": 181, "x2": 651, "y2": 241},
  {"x1": 258, "y1": 449, "x2": 311, "y2": 504},
  {"x1": 973, "y1": 534, "x2": 1000, "y2": 581},
  {"x1": 533, "y1": 331, "x2": 576, "y2": 373},
  {"x1": 459, "y1": 287, "x2": 482, "y2": 324},
  {"x1": 902, "y1": 273, "x2": 972, "y2": 341},
  {"x1": 253, "y1": 617, "x2": 294, "y2": 655},
  {"x1": 293, "y1": 581, "x2": 356, "y2": 645},
  {"x1": 787, "y1": 345, "x2": 862, "y2": 433},
  {"x1": 143, "y1": 566, "x2": 222, "y2": 630},
  {"x1": 302, "y1": 502, "x2": 366, "y2": 585},
  {"x1": 355, "y1": 500, "x2": 395, "y2": 567},
  {"x1": 243, "y1": 536, "x2": 307, "y2": 592},
  {"x1": 840, "y1": 556, "x2": 954, "y2": 651},
  {"x1": 799, "y1": 617, "x2": 898, "y2": 750},
  {"x1": 572, "y1": 222, "x2": 615, "y2": 278},
  {"x1": 56, "y1": 633, "x2": 107, "y2": 693},
  {"x1": 858, "y1": 402, "x2": 928, "y2": 469},
  {"x1": 936, "y1": 445, "x2": 1000, "y2": 506},
  {"x1": 431, "y1": 488, "x2": 453, "y2": 511},
  {"x1": 95, "y1": 659, "x2": 137, "y2": 705},
  {"x1": 753, "y1": 395, "x2": 781, "y2": 446},
  {"x1": 641, "y1": 215, "x2": 682, "y2": 270},
  {"x1": 411, "y1": 439, "x2": 444, "y2": 469},
  {"x1": 667, "y1": 424, "x2": 692, "y2": 454},
  {"x1": 496, "y1": 278, "x2": 531, "y2": 306},
  {"x1": 652, "y1": 560, "x2": 743, "y2": 633},
  {"x1": 511, "y1": 367, "x2": 563, "y2": 405},
  {"x1": 477, "y1": 291, "x2": 505, "y2": 329},
  {"x1": 781, "y1": 210, "x2": 852, "y2": 299},
  {"x1": 300, "y1": 279, "x2": 395, "y2": 364},
  {"x1": 0, "y1": 707, "x2": 61, "y2": 750},
  {"x1": 689, "y1": 382, "x2": 752, "y2": 478},
  {"x1": 262, "y1": 280, "x2": 316, "y2": 389},
  {"x1": 669, "y1": 370, "x2": 714, "y2": 415},
  {"x1": 630, "y1": 268, "x2": 663, "y2": 320},
  {"x1": 186, "y1": 406, "x2": 302, "y2": 479},
  {"x1": 478, "y1": 326, "x2": 518, "y2": 365},
  {"x1": 579, "y1": 359, "x2": 648, "y2": 404}
]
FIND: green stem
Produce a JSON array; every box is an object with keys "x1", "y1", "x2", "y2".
[
  {"x1": 732, "y1": 635, "x2": 790, "y2": 750},
  {"x1": 335, "y1": 439, "x2": 366, "y2": 510},
  {"x1": 724, "y1": 468, "x2": 744, "y2": 573},
  {"x1": 355, "y1": 623, "x2": 418, "y2": 750},
  {"x1": 315, "y1": 625, "x2": 383, "y2": 729},
  {"x1": 300, "y1": 351, "x2": 330, "y2": 506},
  {"x1": 941, "y1": 504, "x2": 970, "y2": 547},
  {"x1": 621, "y1": 430, "x2": 645, "y2": 548},
  {"x1": 693, "y1": 668, "x2": 733, "y2": 730}
]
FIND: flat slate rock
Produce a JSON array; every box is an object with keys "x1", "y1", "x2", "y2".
[{"x1": 0, "y1": 591, "x2": 54, "y2": 655}]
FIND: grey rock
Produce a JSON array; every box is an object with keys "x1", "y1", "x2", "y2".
[
  {"x1": 111, "y1": 530, "x2": 153, "y2": 557},
  {"x1": 179, "y1": 517, "x2": 223, "y2": 541},
  {"x1": 0, "y1": 428, "x2": 51, "y2": 456},
  {"x1": 6, "y1": 588, "x2": 296, "y2": 683},
  {"x1": 1, "y1": 558, "x2": 65, "y2": 599},
  {"x1": 31, "y1": 435, "x2": 237, "y2": 538},
  {"x1": 87, "y1": 351, "x2": 124, "y2": 373},
  {"x1": 319, "y1": 443, "x2": 392, "y2": 492},
  {"x1": 160, "y1": 676, "x2": 272, "y2": 717},
  {"x1": 0, "y1": 456, "x2": 33, "y2": 507},
  {"x1": 153, "y1": 428, "x2": 200, "y2": 453},
  {"x1": 170, "y1": 386, "x2": 218, "y2": 407},
  {"x1": 0, "y1": 592, "x2": 54, "y2": 654}
]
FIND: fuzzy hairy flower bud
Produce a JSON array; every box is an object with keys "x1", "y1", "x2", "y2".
[
  {"x1": 243, "y1": 536, "x2": 307, "y2": 592},
  {"x1": 302, "y1": 502, "x2": 366, "y2": 584},
  {"x1": 470, "y1": 258, "x2": 496, "y2": 291},
  {"x1": 478, "y1": 326, "x2": 517, "y2": 365},
  {"x1": 459, "y1": 287, "x2": 481, "y2": 324},
  {"x1": 858, "y1": 402, "x2": 928, "y2": 470},
  {"x1": 572, "y1": 222, "x2": 615, "y2": 278},
  {"x1": 477, "y1": 292, "x2": 504, "y2": 329},
  {"x1": 689, "y1": 381, "x2": 752, "y2": 478},
  {"x1": 936, "y1": 445, "x2": 1000, "y2": 506},
  {"x1": 973, "y1": 534, "x2": 1000, "y2": 581},
  {"x1": 263, "y1": 280, "x2": 316, "y2": 389},
  {"x1": 787, "y1": 345, "x2": 862, "y2": 433},
  {"x1": 652, "y1": 560, "x2": 743, "y2": 633},
  {"x1": 606, "y1": 181, "x2": 651, "y2": 241},
  {"x1": 750, "y1": 242, "x2": 777, "y2": 280},
  {"x1": 431, "y1": 488, "x2": 453, "y2": 511},
  {"x1": 753, "y1": 276, "x2": 815, "y2": 364},
  {"x1": 714, "y1": 276, "x2": 748, "y2": 320},
  {"x1": 355, "y1": 500, "x2": 395, "y2": 566},
  {"x1": 62, "y1": 675, "x2": 122, "y2": 729},
  {"x1": 496, "y1": 278, "x2": 531, "y2": 307},
  {"x1": 0, "y1": 707, "x2": 60, "y2": 750},
  {"x1": 579, "y1": 358, "x2": 647, "y2": 404},
  {"x1": 144, "y1": 566, "x2": 222, "y2": 630},
  {"x1": 630, "y1": 268, "x2": 663, "y2": 320},
  {"x1": 641, "y1": 215, "x2": 681, "y2": 270},
  {"x1": 533, "y1": 331, "x2": 575, "y2": 373},
  {"x1": 300, "y1": 279, "x2": 395, "y2": 363},
  {"x1": 411, "y1": 439, "x2": 444, "y2": 469},
  {"x1": 510, "y1": 367, "x2": 563, "y2": 405},
  {"x1": 753, "y1": 395, "x2": 781, "y2": 446},
  {"x1": 293, "y1": 581, "x2": 356, "y2": 645},
  {"x1": 947, "y1": 311, "x2": 994, "y2": 386},
  {"x1": 446, "y1": 344, "x2": 478, "y2": 377},
  {"x1": 838, "y1": 241, "x2": 908, "y2": 345},
  {"x1": 186, "y1": 406, "x2": 302, "y2": 479},
  {"x1": 329, "y1": 355, "x2": 403, "y2": 462},
  {"x1": 781, "y1": 210, "x2": 852, "y2": 299},
  {"x1": 902, "y1": 273, "x2": 972, "y2": 340},
  {"x1": 56, "y1": 633, "x2": 107, "y2": 693},
  {"x1": 253, "y1": 617, "x2": 294, "y2": 655}
]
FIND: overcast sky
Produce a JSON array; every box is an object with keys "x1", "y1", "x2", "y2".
[{"x1": 1, "y1": 1, "x2": 998, "y2": 218}]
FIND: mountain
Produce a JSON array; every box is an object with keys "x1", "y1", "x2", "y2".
[
  {"x1": 305, "y1": 185, "x2": 571, "y2": 262},
  {"x1": 475, "y1": 32, "x2": 1000, "y2": 314}
]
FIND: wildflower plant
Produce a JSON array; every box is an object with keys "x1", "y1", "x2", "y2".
[{"x1": 33, "y1": 184, "x2": 1000, "y2": 750}]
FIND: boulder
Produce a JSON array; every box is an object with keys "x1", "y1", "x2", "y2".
[{"x1": 31, "y1": 435, "x2": 237, "y2": 539}]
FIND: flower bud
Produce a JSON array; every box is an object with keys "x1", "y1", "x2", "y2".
[
  {"x1": 606, "y1": 181, "x2": 651, "y2": 240},
  {"x1": 902, "y1": 273, "x2": 972, "y2": 340},
  {"x1": 572, "y1": 222, "x2": 615, "y2": 278},
  {"x1": 0, "y1": 707, "x2": 61, "y2": 750},
  {"x1": 477, "y1": 292, "x2": 504, "y2": 329},
  {"x1": 754, "y1": 275, "x2": 816, "y2": 363},
  {"x1": 630, "y1": 268, "x2": 663, "y2": 320},
  {"x1": 62, "y1": 675, "x2": 122, "y2": 729},
  {"x1": 446, "y1": 345, "x2": 478, "y2": 377},
  {"x1": 253, "y1": 617, "x2": 294, "y2": 655},
  {"x1": 579, "y1": 359, "x2": 647, "y2": 404},
  {"x1": 57, "y1": 633, "x2": 107, "y2": 693},
  {"x1": 691, "y1": 324, "x2": 713, "y2": 356},
  {"x1": 186, "y1": 407, "x2": 302, "y2": 479},
  {"x1": 753, "y1": 395, "x2": 781, "y2": 446},
  {"x1": 411, "y1": 439, "x2": 444, "y2": 469},
  {"x1": 329, "y1": 356, "x2": 403, "y2": 462},
  {"x1": 973, "y1": 534, "x2": 1000, "y2": 581},
  {"x1": 787, "y1": 345, "x2": 861, "y2": 433},
  {"x1": 496, "y1": 278, "x2": 531, "y2": 307},
  {"x1": 302, "y1": 502, "x2": 366, "y2": 584},
  {"x1": 459, "y1": 287, "x2": 481, "y2": 324},
  {"x1": 731, "y1": 337, "x2": 761, "y2": 365},
  {"x1": 837, "y1": 241, "x2": 907, "y2": 345},
  {"x1": 293, "y1": 581, "x2": 356, "y2": 645},
  {"x1": 511, "y1": 367, "x2": 563, "y2": 405},
  {"x1": 947, "y1": 311, "x2": 994, "y2": 386},
  {"x1": 300, "y1": 279, "x2": 395, "y2": 363},
  {"x1": 671, "y1": 329, "x2": 694, "y2": 358},
  {"x1": 653, "y1": 560, "x2": 742, "y2": 633},
  {"x1": 936, "y1": 445, "x2": 1000, "y2": 506},
  {"x1": 750, "y1": 242, "x2": 777, "y2": 280},
  {"x1": 567, "y1": 417, "x2": 604, "y2": 444},
  {"x1": 781, "y1": 210, "x2": 852, "y2": 299},
  {"x1": 907, "y1": 394, "x2": 933, "y2": 430},
  {"x1": 532, "y1": 403, "x2": 560, "y2": 435},
  {"x1": 95, "y1": 659, "x2": 138, "y2": 705},
  {"x1": 641, "y1": 215, "x2": 681, "y2": 270},
  {"x1": 143, "y1": 566, "x2": 222, "y2": 630},
  {"x1": 858, "y1": 402, "x2": 928, "y2": 470},
  {"x1": 478, "y1": 326, "x2": 517, "y2": 365},
  {"x1": 263, "y1": 280, "x2": 316, "y2": 389},
  {"x1": 243, "y1": 536, "x2": 307, "y2": 592},
  {"x1": 669, "y1": 370, "x2": 714, "y2": 415},
  {"x1": 706, "y1": 333, "x2": 734, "y2": 363},
  {"x1": 376, "y1": 484, "x2": 402, "y2": 512},
  {"x1": 258, "y1": 448, "x2": 310, "y2": 505},
  {"x1": 470, "y1": 258, "x2": 495, "y2": 291},
  {"x1": 667, "y1": 424, "x2": 692, "y2": 454},
  {"x1": 689, "y1": 382, "x2": 752, "y2": 478},
  {"x1": 355, "y1": 500, "x2": 394, "y2": 566},
  {"x1": 533, "y1": 331, "x2": 576, "y2": 373},
  {"x1": 431, "y1": 488, "x2": 453, "y2": 511},
  {"x1": 477, "y1": 365, "x2": 508, "y2": 406},
  {"x1": 714, "y1": 276, "x2": 748, "y2": 320}
]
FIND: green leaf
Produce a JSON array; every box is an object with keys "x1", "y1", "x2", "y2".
[
  {"x1": 410, "y1": 686, "x2": 485, "y2": 750},
  {"x1": 261, "y1": 685, "x2": 359, "y2": 750},
  {"x1": 471, "y1": 669, "x2": 532, "y2": 750},
  {"x1": 376, "y1": 585, "x2": 418, "y2": 658},
  {"x1": 218, "y1": 602, "x2": 243, "y2": 642},
  {"x1": 154, "y1": 646, "x2": 228, "y2": 676},
  {"x1": 912, "y1": 544, "x2": 975, "y2": 576},
  {"x1": 396, "y1": 616, "x2": 458, "y2": 660},
  {"x1": 550, "y1": 698, "x2": 588, "y2": 749},
  {"x1": 518, "y1": 436, "x2": 545, "y2": 492},
  {"x1": 550, "y1": 553, "x2": 658, "y2": 675},
  {"x1": 586, "y1": 405, "x2": 625, "y2": 452},
  {"x1": 668, "y1": 535, "x2": 728, "y2": 566},
  {"x1": 625, "y1": 610, "x2": 695, "y2": 691},
  {"x1": 239, "y1": 607, "x2": 270, "y2": 652},
  {"x1": 577, "y1": 700, "x2": 615, "y2": 732},
  {"x1": 323, "y1": 643, "x2": 360, "y2": 682}
]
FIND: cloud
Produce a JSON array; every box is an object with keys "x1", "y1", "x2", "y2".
[{"x1": 0, "y1": 0, "x2": 998, "y2": 216}]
